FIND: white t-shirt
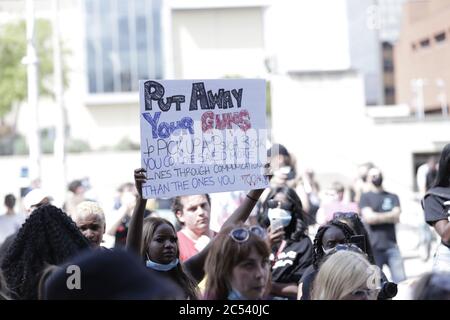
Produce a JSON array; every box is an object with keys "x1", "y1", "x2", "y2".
[{"x1": 0, "y1": 212, "x2": 26, "y2": 245}]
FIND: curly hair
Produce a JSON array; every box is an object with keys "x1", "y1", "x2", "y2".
[
  {"x1": 0, "y1": 269, "x2": 10, "y2": 300},
  {"x1": 312, "y1": 220, "x2": 355, "y2": 270},
  {"x1": 1, "y1": 205, "x2": 90, "y2": 300},
  {"x1": 333, "y1": 212, "x2": 376, "y2": 265}
]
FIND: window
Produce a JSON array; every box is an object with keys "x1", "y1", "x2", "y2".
[
  {"x1": 384, "y1": 86, "x2": 395, "y2": 97},
  {"x1": 85, "y1": 0, "x2": 163, "y2": 94},
  {"x1": 419, "y1": 38, "x2": 430, "y2": 48},
  {"x1": 383, "y1": 59, "x2": 394, "y2": 72},
  {"x1": 435, "y1": 32, "x2": 446, "y2": 43}
]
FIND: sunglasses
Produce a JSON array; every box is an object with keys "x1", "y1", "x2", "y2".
[
  {"x1": 333, "y1": 212, "x2": 360, "y2": 219},
  {"x1": 229, "y1": 226, "x2": 267, "y2": 243},
  {"x1": 327, "y1": 243, "x2": 365, "y2": 255},
  {"x1": 267, "y1": 199, "x2": 294, "y2": 211}
]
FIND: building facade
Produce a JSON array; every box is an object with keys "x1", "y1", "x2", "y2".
[{"x1": 395, "y1": 0, "x2": 450, "y2": 113}]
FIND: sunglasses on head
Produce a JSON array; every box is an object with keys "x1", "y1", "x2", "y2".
[
  {"x1": 229, "y1": 226, "x2": 267, "y2": 243},
  {"x1": 326, "y1": 243, "x2": 365, "y2": 256},
  {"x1": 333, "y1": 212, "x2": 360, "y2": 219}
]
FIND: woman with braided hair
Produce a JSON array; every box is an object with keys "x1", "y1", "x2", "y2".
[
  {"x1": 298, "y1": 219, "x2": 355, "y2": 300},
  {"x1": 1, "y1": 205, "x2": 90, "y2": 299}
]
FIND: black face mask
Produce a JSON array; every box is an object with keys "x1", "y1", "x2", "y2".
[{"x1": 372, "y1": 175, "x2": 383, "y2": 187}]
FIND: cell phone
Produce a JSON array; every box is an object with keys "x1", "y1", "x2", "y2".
[
  {"x1": 350, "y1": 235, "x2": 366, "y2": 253},
  {"x1": 270, "y1": 218, "x2": 284, "y2": 232}
]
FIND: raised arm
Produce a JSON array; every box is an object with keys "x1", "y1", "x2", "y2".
[
  {"x1": 183, "y1": 188, "x2": 267, "y2": 282},
  {"x1": 434, "y1": 219, "x2": 450, "y2": 244},
  {"x1": 125, "y1": 168, "x2": 147, "y2": 256},
  {"x1": 184, "y1": 165, "x2": 272, "y2": 281}
]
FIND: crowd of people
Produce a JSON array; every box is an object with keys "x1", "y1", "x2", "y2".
[{"x1": 0, "y1": 143, "x2": 449, "y2": 300}]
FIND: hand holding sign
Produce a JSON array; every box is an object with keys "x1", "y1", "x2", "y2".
[{"x1": 134, "y1": 168, "x2": 147, "y2": 199}]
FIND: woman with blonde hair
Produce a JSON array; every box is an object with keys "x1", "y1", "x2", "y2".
[
  {"x1": 204, "y1": 223, "x2": 271, "y2": 300},
  {"x1": 311, "y1": 250, "x2": 380, "y2": 300}
]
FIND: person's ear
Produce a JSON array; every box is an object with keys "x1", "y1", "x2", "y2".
[{"x1": 176, "y1": 210, "x2": 185, "y2": 223}]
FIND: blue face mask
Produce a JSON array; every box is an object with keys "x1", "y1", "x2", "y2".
[
  {"x1": 268, "y1": 208, "x2": 292, "y2": 227},
  {"x1": 228, "y1": 289, "x2": 248, "y2": 300},
  {"x1": 146, "y1": 258, "x2": 179, "y2": 272}
]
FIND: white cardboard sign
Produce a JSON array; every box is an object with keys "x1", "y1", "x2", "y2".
[{"x1": 139, "y1": 79, "x2": 268, "y2": 198}]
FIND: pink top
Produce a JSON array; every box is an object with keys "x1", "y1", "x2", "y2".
[
  {"x1": 177, "y1": 231, "x2": 198, "y2": 262},
  {"x1": 322, "y1": 201, "x2": 360, "y2": 224}
]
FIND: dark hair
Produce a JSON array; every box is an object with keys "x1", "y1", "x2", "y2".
[
  {"x1": 4, "y1": 194, "x2": 16, "y2": 209},
  {"x1": 1, "y1": 205, "x2": 90, "y2": 300},
  {"x1": 0, "y1": 270, "x2": 10, "y2": 300},
  {"x1": 332, "y1": 212, "x2": 376, "y2": 265},
  {"x1": 267, "y1": 143, "x2": 290, "y2": 158},
  {"x1": 433, "y1": 143, "x2": 450, "y2": 188},
  {"x1": 331, "y1": 182, "x2": 345, "y2": 194},
  {"x1": 141, "y1": 217, "x2": 199, "y2": 299},
  {"x1": 359, "y1": 162, "x2": 375, "y2": 182},
  {"x1": 171, "y1": 194, "x2": 211, "y2": 216},
  {"x1": 68, "y1": 180, "x2": 83, "y2": 193},
  {"x1": 258, "y1": 186, "x2": 307, "y2": 241},
  {"x1": 312, "y1": 220, "x2": 355, "y2": 270}
]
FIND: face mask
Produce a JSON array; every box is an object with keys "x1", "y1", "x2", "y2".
[
  {"x1": 322, "y1": 246, "x2": 334, "y2": 255},
  {"x1": 268, "y1": 208, "x2": 292, "y2": 227},
  {"x1": 146, "y1": 258, "x2": 179, "y2": 272},
  {"x1": 227, "y1": 289, "x2": 248, "y2": 300},
  {"x1": 372, "y1": 175, "x2": 383, "y2": 187}
]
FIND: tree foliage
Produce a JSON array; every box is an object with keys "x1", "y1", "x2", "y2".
[{"x1": 0, "y1": 19, "x2": 57, "y2": 119}]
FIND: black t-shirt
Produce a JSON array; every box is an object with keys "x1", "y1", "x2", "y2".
[
  {"x1": 423, "y1": 187, "x2": 450, "y2": 247},
  {"x1": 271, "y1": 236, "x2": 313, "y2": 284},
  {"x1": 299, "y1": 265, "x2": 316, "y2": 300},
  {"x1": 359, "y1": 191, "x2": 400, "y2": 250}
]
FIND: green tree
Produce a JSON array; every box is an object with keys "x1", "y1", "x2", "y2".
[
  {"x1": 0, "y1": 19, "x2": 57, "y2": 119},
  {"x1": 0, "y1": 19, "x2": 69, "y2": 155}
]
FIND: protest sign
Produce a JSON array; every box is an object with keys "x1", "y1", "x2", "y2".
[{"x1": 139, "y1": 79, "x2": 268, "y2": 198}]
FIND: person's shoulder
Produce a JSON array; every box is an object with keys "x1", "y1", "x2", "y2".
[
  {"x1": 426, "y1": 187, "x2": 450, "y2": 199},
  {"x1": 287, "y1": 237, "x2": 313, "y2": 253},
  {"x1": 423, "y1": 190, "x2": 446, "y2": 208},
  {"x1": 176, "y1": 230, "x2": 185, "y2": 238},
  {"x1": 176, "y1": 230, "x2": 191, "y2": 243}
]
